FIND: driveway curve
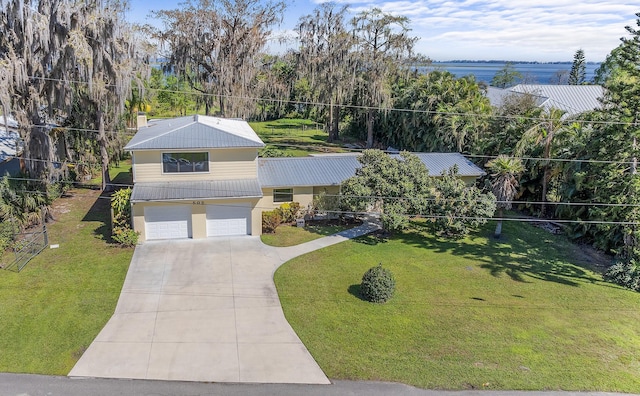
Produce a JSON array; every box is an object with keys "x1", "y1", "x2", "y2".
[{"x1": 69, "y1": 221, "x2": 379, "y2": 384}]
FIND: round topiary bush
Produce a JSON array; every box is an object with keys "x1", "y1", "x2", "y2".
[{"x1": 360, "y1": 263, "x2": 396, "y2": 303}]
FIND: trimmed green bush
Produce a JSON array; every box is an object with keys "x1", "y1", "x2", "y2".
[
  {"x1": 262, "y1": 210, "x2": 282, "y2": 234},
  {"x1": 112, "y1": 227, "x2": 139, "y2": 247},
  {"x1": 604, "y1": 259, "x2": 640, "y2": 292},
  {"x1": 0, "y1": 221, "x2": 15, "y2": 252},
  {"x1": 360, "y1": 264, "x2": 396, "y2": 303},
  {"x1": 276, "y1": 202, "x2": 301, "y2": 223}
]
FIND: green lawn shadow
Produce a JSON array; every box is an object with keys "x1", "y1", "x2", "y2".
[{"x1": 361, "y1": 220, "x2": 603, "y2": 288}]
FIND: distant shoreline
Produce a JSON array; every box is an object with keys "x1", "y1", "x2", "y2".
[
  {"x1": 433, "y1": 60, "x2": 601, "y2": 65},
  {"x1": 419, "y1": 61, "x2": 601, "y2": 83}
]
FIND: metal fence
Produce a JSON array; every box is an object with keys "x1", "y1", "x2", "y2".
[{"x1": 3, "y1": 225, "x2": 48, "y2": 272}]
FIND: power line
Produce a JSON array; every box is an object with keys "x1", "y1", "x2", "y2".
[
  {"x1": 6, "y1": 183, "x2": 639, "y2": 226},
  {"x1": 3, "y1": 144, "x2": 637, "y2": 167},
  {"x1": 20, "y1": 75, "x2": 640, "y2": 127},
  {"x1": 6, "y1": 172, "x2": 640, "y2": 210},
  {"x1": 465, "y1": 153, "x2": 634, "y2": 165}
]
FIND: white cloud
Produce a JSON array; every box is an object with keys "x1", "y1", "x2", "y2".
[
  {"x1": 347, "y1": 0, "x2": 638, "y2": 61},
  {"x1": 129, "y1": 0, "x2": 639, "y2": 61}
]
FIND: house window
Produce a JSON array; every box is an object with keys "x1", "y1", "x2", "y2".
[
  {"x1": 273, "y1": 188, "x2": 293, "y2": 203},
  {"x1": 162, "y1": 152, "x2": 209, "y2": 173}
]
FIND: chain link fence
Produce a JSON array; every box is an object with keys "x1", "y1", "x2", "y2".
[{"x1": 2, "y1": 225, "x2": 48, "y2": 272}]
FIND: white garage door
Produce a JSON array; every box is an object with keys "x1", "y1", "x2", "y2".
[
  {"x1": 206, "y1": 204, "x2": 250, "y2": 237},
  {"x1": 145, "y1": 205, "x2": 192, "y2": 240}
]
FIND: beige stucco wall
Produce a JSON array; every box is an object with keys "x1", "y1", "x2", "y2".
[
  {"x1": 133, "y1": 198, "x2": 260, "y2": 241},
  {"x1": 313, "y1": 186, "x2": 340, "y2": 197},
  {"x1": 131, "y1": 148, "x2": 258, "y2": 183},
  {"x1": 257, "y1": 186, "x2": 321, "y2": 212}
]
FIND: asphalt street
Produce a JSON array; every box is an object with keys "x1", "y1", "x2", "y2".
[{"x1": 0, "y1": 374, "x2": 636, "y2": 396}]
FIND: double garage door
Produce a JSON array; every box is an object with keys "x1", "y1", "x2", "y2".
[{"x1": 144, "y1": 204, "x2": 250, "y2": 240}]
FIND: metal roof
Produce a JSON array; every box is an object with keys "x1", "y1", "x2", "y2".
[
  {"x1": 259, "y1": 156, "x2": 361, "y2": 187},
  {"x1": 509, "y1": 84, "x2": 604, "y2": 116},
  {"x1": 485, "y1": 86, "x2": 547, "y2": 108},
  {"x1": 258, "y1": 152, "x2": 484, "y2": 188},
  {"x1": 125, "y1": 115, "x2": 264, "y2": 151},
  {"x1": 409, "y1": 152, "x2": 484, "y2": 176},
  {"x1": 0, "y1": 130, "x2": 19, "y2": 162},
  {"x1": 1, "y1": 114, "x2": 18, "y2": 129},
  {"x1": 130, "y1": 179, "x2": 263, "y2": 202}
]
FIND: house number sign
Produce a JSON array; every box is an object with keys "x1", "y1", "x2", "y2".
[{"x1": 192, "y1": 201, "x2": 204, "y2": 205}]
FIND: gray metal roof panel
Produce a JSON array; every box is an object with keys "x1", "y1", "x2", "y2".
[
  {"x1": 509, "y1": 84, "x2": 604, "y2": 116},
  {"x1": 485, "y1": 86, "x2": 547, "y2": 108},
  {"x1": 408, "y1": 153, "x2": 485, "y2": 176},
  {"x1": 258, "y1": 152, "x2": 484, "y2": 188},
  {"x1": 258, "y1": 156, "x2": 361, "y2": 187},
  {"x1": 125, "y1": 115, "x2": 264, "y2": 150},
  {"x1": 131, "y1": 179, "x2": 263, "y2": 201}
]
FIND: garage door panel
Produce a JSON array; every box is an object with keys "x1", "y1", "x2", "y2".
[
  {"x1": 206, "y1": 204, "x2": 250, "y2": 237},
  {"x1": 145, "y1": 206, "x2": 192, "y2": 240}
]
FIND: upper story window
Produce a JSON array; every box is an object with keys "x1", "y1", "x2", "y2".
[{"x1": 162, "y1": 152, "x2": 209, "y2": 173}]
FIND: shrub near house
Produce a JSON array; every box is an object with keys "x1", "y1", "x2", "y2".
[{"x1": 111, "y1": 188, "x2": 139, "y2": 247}]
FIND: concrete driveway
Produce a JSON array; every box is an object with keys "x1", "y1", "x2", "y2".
[{"x1": 69, "y1": 222, "x2": 379, "y2": 384}]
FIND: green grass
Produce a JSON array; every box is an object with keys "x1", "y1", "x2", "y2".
[
  {"x1": 0, "y1": 188, "x2": 133, "y2": 374},
  {"x1": 261, "y1": 223, "x2": 354, "y2": 247},
  {"x1": 250, "y1": 118, "x2": 347, "y2": 157},
  {"x1": 89, "y1": 158, "x2": 133, "y2": 187},
  {"x1": 274, "y1": 220, "x2": 640, "y2": 392}
]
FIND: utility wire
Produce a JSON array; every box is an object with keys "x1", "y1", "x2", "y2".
[
  {"x1": 2, "y1": 144, "x2": 637, "y2": 166},
  {"x1": 6, "y1": 173, "x2": 640, "y2": 210},
  {"x1": 18, "y1": 75, "x2": 640, "y2": 127}
]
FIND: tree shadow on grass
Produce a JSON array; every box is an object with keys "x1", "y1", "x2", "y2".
[
  {"x1": 111, "y1": 170, "x2": 132, "y2": 186},
  {"x1": 392, "y1": 220, "x2": 603, "y2": 288},
  {"x1": 81, "y1": 191, "x2": 114, "y2": 243},
  {"x1": 353, "y1": 232, "x2": 390, "y2": 246},
  {"x1": 348, "y1": 284, "x2": 367, "y2": 301}
]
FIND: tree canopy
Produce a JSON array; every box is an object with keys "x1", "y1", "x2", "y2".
[
  {"x1": 151, "y1": 0, "x2": 286, "y2": 119},
  {"x1": 340, "y1": 150, "x2": 496, "y2": 237},
  {"x1": 0, "y1": 0, "x2": 147, "y2": 187}
]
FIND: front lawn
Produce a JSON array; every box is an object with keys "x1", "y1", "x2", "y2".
[
  {"x1": 0, "y1": 188, "x2": 133, "y2": 374},
  {"x1": 274, "y1": 221, "x2": 640, "y2": 392},
  {"x1": 261, "y1": 222, "x2": 356, "y2": 247}
]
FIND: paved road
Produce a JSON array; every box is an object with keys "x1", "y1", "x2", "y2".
[
  {"x1": 69, "y1": 221, "x2": 380, "y2": 384},
  {"x1": 1, "y1": 374, "x2": 634, "y2": 396}
]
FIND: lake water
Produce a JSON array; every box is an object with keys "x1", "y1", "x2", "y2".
[{"x1": 425, "y1": 62, "x2": 601, "y2": 84}]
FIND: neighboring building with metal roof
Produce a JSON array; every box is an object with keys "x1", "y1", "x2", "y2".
[
  {"x1": 486, "y1": 84, "x2": 604, "y2": 117},
  {"x1": 126, "y1": 115, "x2": 486, "y2": 241},
  {"x1": 0, "y1": 116, "x2": 21, "y2": 176}
]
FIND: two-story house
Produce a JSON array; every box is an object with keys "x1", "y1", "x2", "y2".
[{"x1": 125, "y1": 115, "x2": 485, "y2": 242}]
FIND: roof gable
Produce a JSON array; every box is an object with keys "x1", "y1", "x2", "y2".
[{"x1": 125, "y1": 115, "x2": 264, "y2": 150}]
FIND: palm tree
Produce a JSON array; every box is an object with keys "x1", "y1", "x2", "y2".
[
  {"x1": 486, "y1": 155, "x2": 525, "y2": 238},
  {"x1": 515, "y1": 107, "x2": 567, "y2": 216}
]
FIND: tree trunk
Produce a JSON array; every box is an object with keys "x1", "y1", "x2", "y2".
[
  {"x1": 332, "y1": 104, "x2": 340, "y2": 142},
  {"x1": 366, "y1": 108, "x2": 375, "y2": 148},
  {"x1": 494, "y1": 207, "x2": 503, "y2": 238},
  {"x1": 540, "y1": 165, "x2": 550, "y2": 217},
  {"x1": 328, "y1": 100, "x2": 340, "y2": 142},
  {"x1": 98, "y1": 109, "x2": 111, "y2": 192}
]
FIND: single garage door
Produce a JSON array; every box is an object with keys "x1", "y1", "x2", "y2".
[
  {"x1": 206, "y1": 204, "x2": 250, "y2": 237},
  {"x1": 145, "y1": 205, "x2": 192, "y2": 240}
]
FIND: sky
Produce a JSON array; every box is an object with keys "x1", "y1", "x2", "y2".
[{"x1": 127, "y1": 0, "x2": 639, "y2": 62}]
